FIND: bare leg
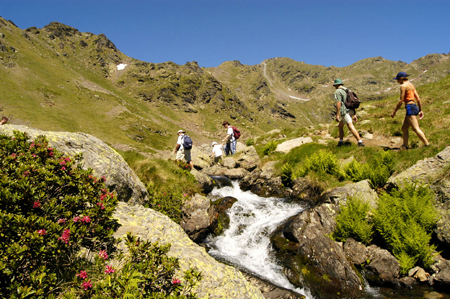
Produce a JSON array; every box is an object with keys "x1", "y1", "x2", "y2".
[
  {"x1": 347, "y1": 122, "x2": 362, "y2": 142},
  {"x1": 338, "y1": 121, "x2": 345, "y2": 140},
  {"x1": 408, "y1": 115, "x2": 430, "y2": 145},
  {"x1": 401, "y1": 116, "x2": 411, "y2": 148}
]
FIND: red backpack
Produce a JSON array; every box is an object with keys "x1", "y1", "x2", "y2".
[{"x1": 232, "y1": 126, "x2": 241, "y2": 139}]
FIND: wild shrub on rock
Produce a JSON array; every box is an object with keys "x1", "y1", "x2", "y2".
[
  {"x1": 373, "y1": 184, "x2": 438, "y2": 274},
  {"x1": 0, "y1": 131, "x2": 119, "y2": 297},
  {"x1": 333, "y1": 197, "x2": 373, "y2": 245}
]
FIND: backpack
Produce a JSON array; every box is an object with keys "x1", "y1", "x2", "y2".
[
  {"x1": 231, "y1": 126, "x2": 241, "y2": 139},
  {"x1": 344, "y1": 88, "x2": 361, "y2": 110},
  {"x1": 182, "y1": 135, "x2": 193, "y2": 150}
]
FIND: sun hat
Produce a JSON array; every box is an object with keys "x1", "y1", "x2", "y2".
[
  {"x1": 393, "y1": 71, "x2": 409, "y2": 80},
  {"x1": 333, "y1": 79, "x2": 344, "y2": 86},
  {"x1": 177, "y1": 129, "x2": 185, "y2": 134},
  {"x1": 211, "y1": 142, "x2": 218, "y2": 146}
]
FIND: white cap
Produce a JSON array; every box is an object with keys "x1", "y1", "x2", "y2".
[
  {"x1": 212, "y1": 142, "x2": 218, "y2": 146},
  {"x1": 177, "y1": 130, "x2": 185, "y2": 134}
]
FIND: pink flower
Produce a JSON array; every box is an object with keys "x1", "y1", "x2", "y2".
[
  {"x1": 61, "y1": 167, "x2": 66, "y2": 171},
  {"x1": 76, "y1": 270, "x2": 88, "y2": 280},
  {"x1": 37, "y1": 229, "x2": 46, "y2": 236},
  {"x1": 183, "y1": 193, "x2": 187, "y2": 197},
  {"x1": 58, "y1": 218, "x2": 66, "y2": 224},
  {"x1": 99, "y1": 250, "x2": 108, "y2": 260},
  {"x1": 48, "y1": 152, "x2": 54, "y2": 157},
  {"x1": 104, "y1": 265, "x2": 115, "y2": 274},
  {"x1": 97, "y1": 202, "x2": 105, "y2": 209},
  {"x1": 65, "y1": 157, "x2": 71, "y2": 162},
  {"x1": 33, "y1": 201, "x2": 41, "y2": 208},
  {"x1": 47, "y1": 147, "x2": 53, "y2": 151},
  {"x1": 172, "y1": 279, "x2": 181, "y2": 284},
  {"x1": 58, "y1": 229, "x2": 70, "y2": 244},
  {"x1": 73, "y1": 216, "x2": 80, "y2": 223},
  {"x1": 23, "y1": 171, "x2": 30, "y2": 176},
  {"x1": 60, "y1": 161, "x2": 66, "y2": 165},
  {"x1": 81, "y1": 279, "x2": 92, "y2": 291},
  {"x1": 10, "y1": 153, "x2": 16, "y2": 159},
  {"x1": 32, "y1": 154, "x2": 37, "y2": 158},
  {"x1": 81, "y1": 216, "x2": 91, "y2": 223}
]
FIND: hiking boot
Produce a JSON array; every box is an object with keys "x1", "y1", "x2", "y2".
[
  {"x1": 358, "y1": 142, "x2": 365, "y2": 147},
  {"x1": 337, "y1": 141, "x2": 344, "y2": 147}
]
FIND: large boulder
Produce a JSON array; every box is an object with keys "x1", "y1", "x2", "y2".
[
  {"x1": 275, "y1": 137, "x2": 313, "y2": 154},
  {"x1": 365, "y1": 245, "x2": 400, "y2": 285},
  {"x1": 387, "y1": 146, "x2": 450, "y2": 189},
  {"x1": 0, "y1": 124, "x2": 148, "y2": 205},
  {"x1": 114, "y1": 202, "x2": 264, "y2": 299},
  {"x1": 235, "y1": 145, "x2": 259, "y2": 171},
  {"x1": 321, "y1": 179, "x2": 378, "y2": 208},
  {"x1": 271, "y1": 203, "x2": 364, "y2": 299},
  {"x1": 180, "y1": 193, "x2": 215, "y2": 242}
]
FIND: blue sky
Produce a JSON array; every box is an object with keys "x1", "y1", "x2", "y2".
[{"x1": 2, "y1": 0, "x2": 449, "y2": 68}]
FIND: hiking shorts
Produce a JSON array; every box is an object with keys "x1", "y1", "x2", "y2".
[
  {"x1": 406, "y1": 104, "x2": 420, "y2": 116},
  {"x1": 340, "y1": 110, "x2": 355, "y2": 125},
  {"x1": 176, "y1": 148, "x2": 192, "y2": 162}
]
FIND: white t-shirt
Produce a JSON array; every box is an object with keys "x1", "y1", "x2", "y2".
[
  {"x1": 227, "y1": 126, "x2": 235, "y2": 141},
  {"x1": 212, "y1": 144, "x2": 223, "y2": 157},
  {"x1": 177, "y1": 134, "x2": 185, "y2": 150}
]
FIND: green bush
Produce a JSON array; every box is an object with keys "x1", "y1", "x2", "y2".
[
  {"x1": 245, "y1": 138, "x2": 255, "y2": 146},
  {"x1": 333, "y1": 197, "x2": 373, "y2": 245},
  {"x1": 342, "y1": 151, "x2": 395, "y2": 188},
  {"x1": 262, "y1": 140, "x2": 278, "y2": 156},
  {"x1": 373, "y1": 184, "x2": 438, "y2": 274},
  {"x1": 0, "y1": 131, "x2": 119, "y2": 297},
  {"x1": 62, "y1": 233, "x2": 201, "y2": 299},
  {"x1": 295, "y1": 150, "x2": 340, "y2": 177},
  {"x1": 280, "y1": 162, "x2": 293, "y2": 187}
]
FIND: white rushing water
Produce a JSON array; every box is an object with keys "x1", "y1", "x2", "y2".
[{"x1": 206, "y1": 181, "x2": 312, "y2": 298}]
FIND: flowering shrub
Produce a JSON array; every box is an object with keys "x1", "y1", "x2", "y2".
[
  {"x1": 0, "y1": 131, "x2": 119, "y2": 297},
  {"x1": 62, "y1": 233, "x2": 201, "y2": 299}
]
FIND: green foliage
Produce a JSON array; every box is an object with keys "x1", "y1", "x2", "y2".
[
  {"x1": 146, "y1": 181, "x2": 186, "y2": 224},
  {"x1": 0, "y1": 131, "x2": 119, "y2": 297},
  {"x1": 62, "y1": 233, "x2": 201, "y2": 298},
  {"x1": 342, "y1": 150, "x2": 395, "y2": 188},
  {"x1": 295, "y1": 150, "x2": 340, "y2": 177},
  {"x1": 262, "y1": 140, "x2": 278, "y2": 156},
  {"x1": 245, "y1": 138, "x2": 255, "y2": 146},
  {"x1": 333, "y1": 197, "x2": 373, "y2": 245},
  {"x1": 373, "y1": 184, "x2": 438, "y2": 274},
  {"x1": 280, "y1": 163, "x2": 293, "y2": 187}
]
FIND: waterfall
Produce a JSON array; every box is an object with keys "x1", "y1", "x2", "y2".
[{"x1": 205, "y1": 181, "x2": 312, "y2": 298}]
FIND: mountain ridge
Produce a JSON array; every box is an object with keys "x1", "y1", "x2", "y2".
[{"x1": 1, "y1": 17, "x2": 449, "y2": 155}]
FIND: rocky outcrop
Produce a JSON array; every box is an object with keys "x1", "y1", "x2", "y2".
[
  {"x1": 365, "y1": 245, "x2": 400, "y2": 285},
  {"x1": 0, "y1": 125, "x2": 148, "y2": 205},
  {"x1": 321, "y1": 179, "x2": 378, "y2": 208},
  {"x1": 275, "y1": 137, "x2": 313, "y2": 154},
  {"x1": 114, "y1": 202, "x2": 264, "y2": 299},
  {"x1": 271, "y1": 200, "x2": 365, "y2": 299}
]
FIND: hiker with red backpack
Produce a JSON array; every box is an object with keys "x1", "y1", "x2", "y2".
[
  {"x1": 333, "y1": 79, "x2": 364, "y2": 147},
  {"x1": 221, "y1": 121, "x2": 240, "y2": 156}
]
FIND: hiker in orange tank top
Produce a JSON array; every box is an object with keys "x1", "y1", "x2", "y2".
[{"x1": 390, "y1": 72, "x2": 430, "y2": 149}]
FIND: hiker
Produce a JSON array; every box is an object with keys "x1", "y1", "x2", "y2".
[
  {"x1": 391, "y1": 72, "x2": 430, "y2": 149},
  {"x1": 333, "y1": 79, "x2": 365, "y2": 147},
  {"x1": 0, "y1": 117, "x2": 8, "y2": 125},
  {"x1": 211, "y1": 142, "x2": 223, "y2": 165},
  {"x1": 173, "y1": 129, "x2": 194, "y2": 169},
  {"x1": 221, "y1": 121, "x2": 236, "y2": 155}
]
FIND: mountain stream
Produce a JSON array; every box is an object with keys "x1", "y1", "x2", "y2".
[{"x1": 205, "y1": 181, "x2": 312, "y2": 298}]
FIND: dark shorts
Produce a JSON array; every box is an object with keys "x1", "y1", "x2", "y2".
[{"x1": 406, "y1": 104, "x2": 419, "y2": 116}]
